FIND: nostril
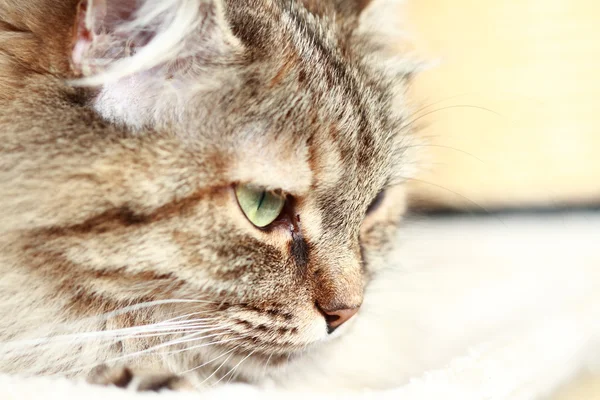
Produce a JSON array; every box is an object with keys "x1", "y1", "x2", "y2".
[
  {"x1": 316, "y1": 303, "x2": 360, "y2": 334},
  {"x1": 323, "y1": 313, "x2": 341, "y2": 330}
]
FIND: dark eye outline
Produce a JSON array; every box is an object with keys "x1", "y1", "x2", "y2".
[{"x1": 366, "y1": 190, "x2": 386, "y2": 215}]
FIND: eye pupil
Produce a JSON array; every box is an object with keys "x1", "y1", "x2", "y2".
[
  {"x1": 235, "y1": 184, "x2": 286, "y2": 228},
  {"x1": 257, "y1": 191, "x2": 267, "y2": 210}
]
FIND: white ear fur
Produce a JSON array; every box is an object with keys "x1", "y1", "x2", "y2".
[
  {"x1": 70, "y1": 0, "x2": 244, "y2": 130},
  {"x1": 73, "y1": 0, "x2": 242, "y2": 86},
  {"x1": 358, "y1": 0, "x2": 405, "y2": 36}
]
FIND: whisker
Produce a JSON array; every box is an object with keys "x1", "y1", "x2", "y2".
[
  {"x1": 262, "y1": 353, "x2": 274, "y2": 378},
  {"x1": 76, "y1": 299, "x2": 218, "y2": 324},
  {"x1": 155, "y1": 333, "x2": 231, "y2": 355},
  {"x1": 181, "y1": 346, "x2": 240, "y2": 374},
  {"x1": 0, "y1": 320, "x2": 221, "y2": 350},
  {"x1": 160, "y1": 312, "x2": 216, "y2": 324},
  {"x1": 1, "y1": 299, "x2": 218, "y2": 352},
  {"x1": 404, "y1": 176, "x2": 506, "y2": 225},
  {"x1": 196, "y1": 351, "x2": 237, "y2": 387},
  {"x1": 409, "y1": 93, "x2": 481, "y2": 120},
  {"x1": 220, "y1": 350, "x2": 256, "y2": 385},
  {"x1": 58, "y1": 327, "x2": 236, "y2": 375},
  {"x1": 403, "y1": 104, "x2": 503, "y2": 130},
  {"x1": 398, "y1": 144, "x2": 485, "y2": 164},
  {"x1": 174, "y1": 336, "x2": 241, "y2": 354},
  {"x1": 112, "y1": 325, "x2": 229, "y2": 345},
  {"x1": 102, "y1": 327, "x2": 236, "y2": 361}
]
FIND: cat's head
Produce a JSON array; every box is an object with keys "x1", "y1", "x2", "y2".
[{"x1": 2, "y1": 0, "x2": 417, "y2": 380}]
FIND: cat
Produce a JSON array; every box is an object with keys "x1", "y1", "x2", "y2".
[{"x1": 0, "y1": 0, "x2": 419, "y2": 390}]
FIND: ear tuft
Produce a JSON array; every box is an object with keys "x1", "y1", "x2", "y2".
[
  {"x1": 351, "y1": 0, "x2": 375, "y2": 13},
  {"x1": 299, "y1": 0, "x2": 374, "y2": 19},
  {"x1": 354, "y1": 0, "x2": 426, "y2": 80},
  {"x1": 71, "y1": 0, "x2": 242, "y2": 86}
]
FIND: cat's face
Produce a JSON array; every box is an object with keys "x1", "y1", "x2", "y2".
[{"x1": 1, "y1": 0, "x2": 415, "y2": 380}]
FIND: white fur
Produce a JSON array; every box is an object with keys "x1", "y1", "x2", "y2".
[
  {"x1": 74, "y1": 0, "x2": 243, "y2": 130},
  {"x1": 78, "y1": 0, "x2": 209, "y2": 86}
]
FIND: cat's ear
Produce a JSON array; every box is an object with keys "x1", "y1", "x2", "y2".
[
  {"x1": 71, "y1": 0, "x2": 243, "y2": 85},
  {"x1": 300, "y1": 0, "x2": 374, "y2": 18},
  {"x1": 354, "y1": 0, "x2": 425, "y2": 81},
  {"x1": 339, "y1": 0, "x2": 375, "y2": 15}
]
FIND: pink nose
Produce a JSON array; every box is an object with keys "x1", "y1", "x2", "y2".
[{"x1": 316, "y1": 304, "x2": 360, "y2": 333}]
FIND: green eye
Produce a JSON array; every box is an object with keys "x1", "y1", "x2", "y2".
[{"x1": 235, "y1": 184, "x2": 286, "y2": 228}]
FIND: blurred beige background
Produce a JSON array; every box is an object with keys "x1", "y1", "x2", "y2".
[
  {"x1": 405, "y1": 0, "x2": 600, "y2": 210},
  {"x1": 403, "y1": 1, "x2": 599, "y2": 398}
]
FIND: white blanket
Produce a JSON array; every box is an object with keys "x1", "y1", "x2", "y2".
[{"x1": 2, "y1": 213, "x2": 599, "y2": 399}]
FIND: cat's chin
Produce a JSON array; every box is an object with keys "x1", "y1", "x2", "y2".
[
  {"x1": 180, "y1": 327, "x2": 338, "y2": 384},
  {"x1": 206, "y1": 344, "x2": 322, "y2": 384}
]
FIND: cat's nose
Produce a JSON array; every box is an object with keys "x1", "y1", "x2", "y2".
[{"x1": 316, "y1": 303, "x2": 360, "y2": 334}]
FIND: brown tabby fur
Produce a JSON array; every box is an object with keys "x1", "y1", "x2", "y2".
[{"x1": 0, "y1": 0, "x2": 416, "y2": 387}]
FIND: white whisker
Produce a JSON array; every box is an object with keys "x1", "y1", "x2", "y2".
[
  {"x1": 0, "y1": 322, "x2": 219, "y2": 350},
  {"x1": 97, "y1": 326, "x2": 236, "y2": 363},
  {"x1": 196, "y1": 350, "x2": 237, "y2": 387},
  {"x1": 182, "y1": 346, "x2": 240, "y2": 374},
  {"x1": 219, "y1": 350, "x2": 256, "y2": 386},
  {"x1": 171, "y1": 337, "x2": 240, "y2": 355},
  {"x1": 262, "y1": 353, "x2": 274, "y2": 377},
  {"x1": 57, "y1": 327, "x2": 234, "y2": 375},
  {"x1": 77, "y1": 299, "x2": 217, "y2": 322}
]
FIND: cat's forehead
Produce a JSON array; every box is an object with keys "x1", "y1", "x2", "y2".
[
  {"x1": 179, "y1": 0, "x2": 409, "y2": 196},
  {"x1": 216, "y1": 72, "x2": 395, "y2": 201},
  {"x1": 229, "y1": 0, "x2": 402, "y2": 181}
]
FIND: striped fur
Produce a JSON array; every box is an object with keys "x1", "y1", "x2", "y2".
[{"x1": 0, "y1": 0, "x2": 418, "y2": 388}]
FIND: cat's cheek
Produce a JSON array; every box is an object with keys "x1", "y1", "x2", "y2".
[
  {"x1": 293, "y1": 198, "x2": 324, "y2": 242},
  {"x1": 363, "y1": 185, "x2": 407, "y2": 230},
  {"x1": 360, "y1": 185, "x2": 407, "y2": 272}
]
